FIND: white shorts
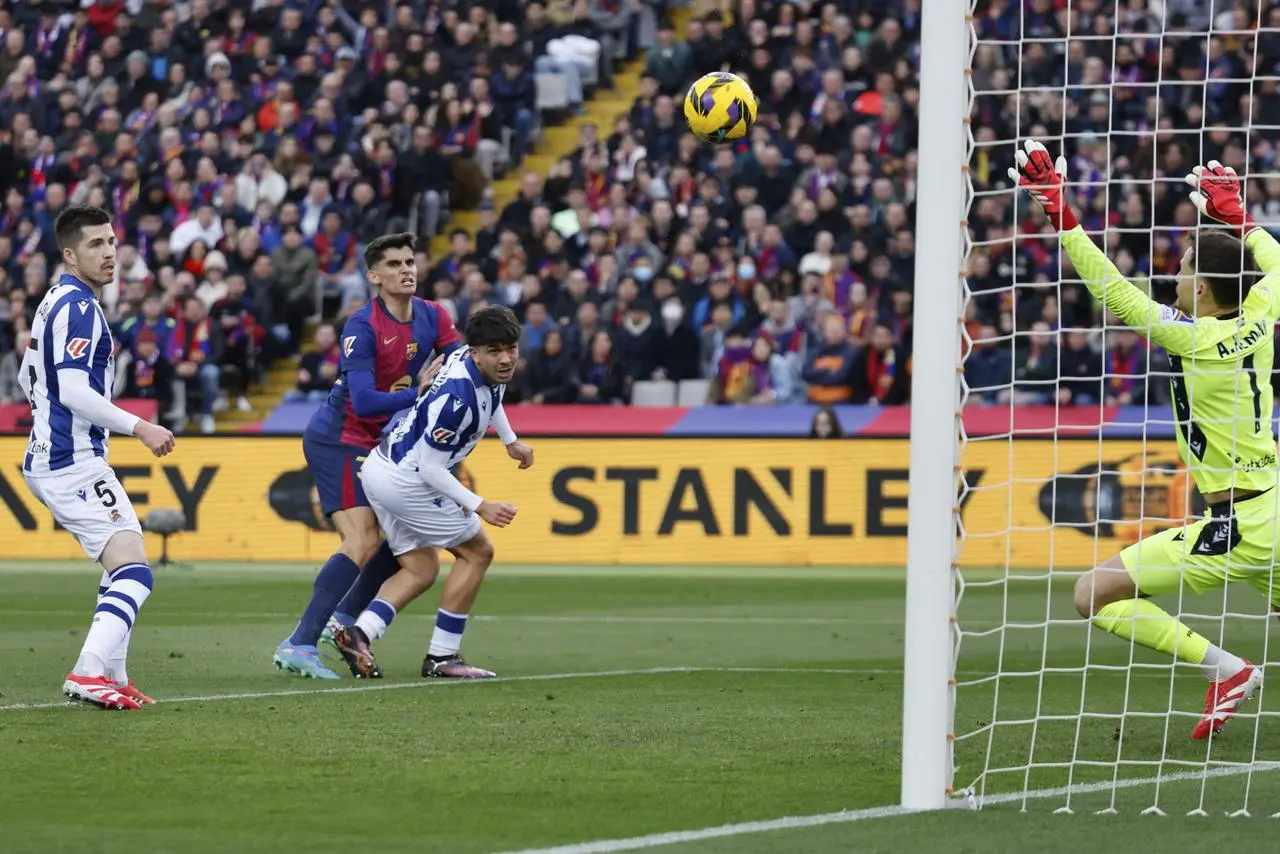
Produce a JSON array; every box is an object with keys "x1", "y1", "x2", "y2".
[
  {"x1": 25, "y1": 460, "x2": 142, "y2": 561},
  {"x1": 363, "y1": 454, "x2": 482, "y2": 557}
]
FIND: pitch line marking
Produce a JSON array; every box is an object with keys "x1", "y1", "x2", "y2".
[
  {"x1": 0, "y1": 666, "x2": 878, "y2": 711},
  {"x1": 495, "y1": 763, "x2": 1280, "y2": 854}
]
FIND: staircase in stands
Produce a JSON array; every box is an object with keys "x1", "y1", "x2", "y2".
[{"x1": 218, "y1": 6, "x2": 698, "y2": 432}]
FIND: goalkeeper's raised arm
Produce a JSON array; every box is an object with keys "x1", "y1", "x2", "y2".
[{"x1": 1008, "y1": 140, "x2": 1280, "y2": 355}]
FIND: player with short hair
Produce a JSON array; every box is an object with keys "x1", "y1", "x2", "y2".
[
  {"x1": 1012, "y1": 140, "x2": 1279, "y2": 739},
  {"x1": 273, "y1": 232, "x2": 461, "y2": 679},
  {"x1": 339, "y1": 306, "x2": 532, "y2": 680},
  {"x1": 20, "y1": 205, "x2": 176, "y2": 709}
]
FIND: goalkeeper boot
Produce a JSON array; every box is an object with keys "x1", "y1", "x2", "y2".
[
  {"x1": 63, "y1": 673, "x2": 142, "y2": 710},
  {"x1": 422, "y1": 654, "x2": 495, "y2": 679},
  {"x1": 1191, "y1": 660, "x2": 1263, "y2": 740},
  {"x1": 273, "y1": 643, "x2": 340, "y2": 680},
  {"x1": 332, "y1": 625, "x2": 383, "y2": 679},
  {"x1": 114, "y1": 680, "x2": 156, "y2": 705}
]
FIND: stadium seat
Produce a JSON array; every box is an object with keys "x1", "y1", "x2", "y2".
[
  {"x1": 536, "y1": 73, "x2": 571, "y2": 112},
  {"x1": 676, "y1": 379, "x2": 712, "y2": 407},
  {"x1": 630, "y1": 380, "x2": 678, "y2": 407}
]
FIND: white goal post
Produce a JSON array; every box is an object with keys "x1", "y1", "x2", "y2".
[{"x1": 901, "y1": 0, "x2": 969, "y2": 812}]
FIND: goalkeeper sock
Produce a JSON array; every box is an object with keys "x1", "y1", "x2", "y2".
[
  {"x1": 1199, "y1": 643, "x2": 1248, "y2": 682},
  {"x1": 333, "y1": 542, "x2": 400, "y2": 627},
  {"x1": 355, "y1": 599, "x2": 397, "y2": 642},
  {"x1": 288, "y1": 553, "x2": 360, "y2": 647},
  {"x1": 1092, "y1": 599, "x2": 1211, "y2": 666},
  {"x1": 428, "y1": 609, "x2": 468, "y2": 657}
]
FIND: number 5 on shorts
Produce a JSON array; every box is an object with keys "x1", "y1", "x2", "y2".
[{"x1": 93, "y1": 479, "x2": 117, "y2": 508}]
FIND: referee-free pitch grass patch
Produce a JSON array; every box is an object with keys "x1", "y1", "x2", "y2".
[{"x1": 2, "y1": 563, "x2": 1279, "y2": 854}]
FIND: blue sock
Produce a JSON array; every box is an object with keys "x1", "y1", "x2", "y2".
[
  {"x1": 333, "y1": 542, "x2": 399, "y2": 626},
  {"x1": 288, "y1": 553, "x2": 361, "y2": 647}
]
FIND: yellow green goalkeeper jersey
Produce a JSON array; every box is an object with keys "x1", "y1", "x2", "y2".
[{"x1": 1061, "y1": 226, "x2": 1280, "y2": 496}]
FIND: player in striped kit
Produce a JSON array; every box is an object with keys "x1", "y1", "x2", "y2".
[
  {"x1": 351, "y1": 306, "x2": 532, "y2": 679},
  {"x1": 20, "y1": 206, "x2": 176, "y2": 710}
]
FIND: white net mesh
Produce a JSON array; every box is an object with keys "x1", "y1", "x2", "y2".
[{"x1": 953, "y1": 0, "x2": 1280, "y2": 815}]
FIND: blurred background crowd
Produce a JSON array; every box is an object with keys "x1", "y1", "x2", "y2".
[{"x1": 2, "y1": 0, "x2": 1271, "y2": 434}]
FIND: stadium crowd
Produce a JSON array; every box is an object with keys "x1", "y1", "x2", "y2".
[{"x1": 5, "y1": 0, "x2": 1272, "y2": 429}]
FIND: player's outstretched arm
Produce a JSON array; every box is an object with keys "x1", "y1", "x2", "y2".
[
  {"x1": 490, "y1": 404, "x2": 533, "y2": 468},
  {"x1": 1186, "y1": 161, "x2": 1280, "y2": 318},
  {"x1": 1009, "y1": 139, "x2": 1197, "y2": 355}
]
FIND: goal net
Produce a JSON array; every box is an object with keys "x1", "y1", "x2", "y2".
[{"x1": 935, "y1": 0, "x2": 1280, "y2": 816}]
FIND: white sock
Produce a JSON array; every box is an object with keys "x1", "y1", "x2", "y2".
[
  {"x1": 1200, "y1": 643, "x2": 1247, "y2": 682},
  {"x1": 428, "y1": 608, "x2": 468, "y2": 657},
  {"x1": 355, "y1": 598, "x2": 397, "y2": 642},
  {"x1": 75, "y1": 563, "x2": 152, "y2": 679},
  {"x1": 107, "y1": 630, "x2": 131, "y2": 685}
]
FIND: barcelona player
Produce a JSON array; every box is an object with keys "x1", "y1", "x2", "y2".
[{"x1": 274, "y1": 232, "x2": 461, "y2": 679}]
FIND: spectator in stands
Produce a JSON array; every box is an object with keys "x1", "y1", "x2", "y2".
[
  {"x1": 578, "y1": 329, "x2": 626, "y2": 404},
  {"x1": 522, "y1": 328, "x2": 579, "y2": 404},
  {"x1": 286, "y1": 324, "x2": 340, "y2": 404},
  {"x1": 169, "y1": 296, "x2": 219, "y2": 435},
  {"x1": 1012, "y1": 322, "x2": 1059, "y2": 406},
  {"x1": 1058, "y1": 330, "x2": 1104, "y2": 405},
  {"x1": 809, "y1": 406, "x2": 844, "y2": 439},
  {"x1": 803, "y1": 313, "x2": 857, "y2": 405},
  {"x1": 122, "y1": 328, "x2": 173, "y2": 418},
  {"x1": 269, "y1": 224, "x2": 319, "y2": 351},
  {"x1": 211, "y1": 274, "x2": 263, "y2": 414},
  {"x1": 1104, "y1": 329, "x2": 1155, "y2": 406},
  {"x1": 651, "y1": 297, "x2": 700, "y2": 382},
  {"x1": 615, "y1": 298, "x2": 658, "y2": 393},
  {"x1": 645, "y1": 21, "x2": 693, "y2": 96},
  {"x1": 312, "y1": 208, "x2": 366, "y2": 313},
  {"x1": 964, "y1": 324, "x2": 1012, "y2": 406},
  {"x1": 851, "y1": 323, "x2": 910, "y2": 406}
]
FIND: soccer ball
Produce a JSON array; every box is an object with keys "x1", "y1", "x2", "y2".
[{"x1": 683, "y1": 71, "x2": 758, "y2": 144}]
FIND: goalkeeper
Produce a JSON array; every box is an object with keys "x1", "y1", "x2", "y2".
[{"x1": 1011, "y1": 139, "x2": 1278, "y2": 741}]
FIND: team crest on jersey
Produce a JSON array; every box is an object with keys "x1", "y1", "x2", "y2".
[
  {"x1": 109, "y1": 509, "x2": 123, "y2": 524},
  {"x1": 66, "y1": 338, "x2": 91, "y2": 360},
  {"x1": 343, "y1": 336, "x2": 356, "y2": 357},
  {"x1": 406, "y1": 342, "x2": 418, "y2": 360}
]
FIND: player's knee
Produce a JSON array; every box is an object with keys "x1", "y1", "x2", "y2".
[
  {"x1": 1074, "y1": 567, "x2": 1126, "y2": 618},
  {"x1": 1073, "y1": 572, "x2": 1098, "y2": 618},
  {"x1": 339, "y1": 535, "x2": 381, "y2": 566},
  {"x1": 457, "y1": 536, "x2": 495, "y2": 569}
]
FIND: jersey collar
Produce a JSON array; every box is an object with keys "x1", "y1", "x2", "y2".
[
  {"x1": 464, "y1": 353, "x2": 488, "y2": 387},
  {"x1": 58, "y1": 273, "x2": 96, "y2": 297}
]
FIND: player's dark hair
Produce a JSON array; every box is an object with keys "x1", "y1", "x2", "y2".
[
  {"x1": 364, "y1": 232, "x2": 416, "y2": 268},
  {"x1": 466, "y1": 306, "x2": 522, "y2": 348},
  {"x1": 54, "y1": 205, "x2": 112, "y2": 251},
  {"x1": 1191, "y1": 230, "x2": 1253, "y2": 307}
]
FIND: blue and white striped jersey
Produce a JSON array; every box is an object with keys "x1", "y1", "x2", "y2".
[
  {"x1": 375, "y1": 348, "x2": 503, "y2": 476},
  {"x1": 20, "y1": 274, "x2": 117, "y2": 477}
]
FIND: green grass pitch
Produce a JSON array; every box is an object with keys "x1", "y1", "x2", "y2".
[{"x1": 3, "y1": 561, "x2": 1280, "y2": 853}]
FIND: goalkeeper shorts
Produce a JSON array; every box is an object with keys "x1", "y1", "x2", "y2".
[{"x1": 1120, "y1": 487, "x2": 1280, "y2": 607}]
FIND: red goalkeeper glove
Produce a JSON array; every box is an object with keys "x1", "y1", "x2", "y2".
[
  {"x1": 1185, "y1": 160, "x2": 1259, "y2": 238},
  {"x1": 1007, "y1": 139, "x2": 1079, "y2": 232}
]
